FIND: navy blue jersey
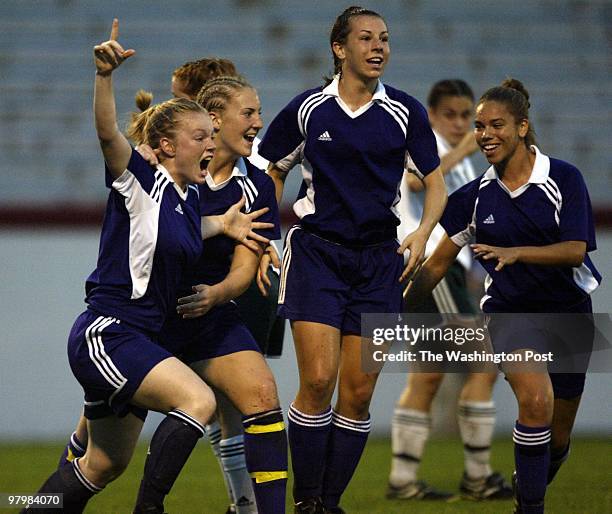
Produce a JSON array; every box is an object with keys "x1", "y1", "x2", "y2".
[
  {"x1": 86, "y1": 149, "x2": 203, "y2": 332},
  {"x1": 177, "y1": 157, "x2": 280, "y2": 293},
  {"x1": 440, "y1": 146, "x2": 601, "y2": 312},
  {"x1": 259, "y1": 77, "x2": 440, "y2": 245}
]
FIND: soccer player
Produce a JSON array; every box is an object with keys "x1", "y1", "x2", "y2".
[
  {"x1": 173, "y1": 58, "x2": 285, "y2": 514},
  {"x1": 31, "y1": 21, "x2": 272, "y2": 514},
  {"x1": 388, "y1": 79, "x2": 512, "y2": 501},
  {"x1": 58, "y1": 57, "x2": 284, "y2": 514},
  {"x1": 173, "y1": 58, "x2": 285, "y2": 360},
  {"x1": 26, "y1": 20, "x2": 216, "y2": 514},
  {"x1": 158, "y1": 76, "x2": 287, "y2": 514},
  {"x1": 401, "y1": 78, "x2": 601, "y2": 514},
  {"x1": 258, "y1": 6, "x2": 447, "y2": 513}
]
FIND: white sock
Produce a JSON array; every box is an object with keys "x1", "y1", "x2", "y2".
[
  {"x1": 457, "y1": 400, "x2": 495, "y2": 480},
  {"x1": 389, "y1": 407, "x2": 431, "y2": 486},
  {"x1": 206, "y1": 422, "x2": 236, "y2": 508},
  {"x1": 220, "y1": 435, "x2": 257, "y2": 514}
]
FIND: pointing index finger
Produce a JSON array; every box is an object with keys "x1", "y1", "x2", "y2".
[{"x1": 110, "y1": 18, "x2": 119, "y2": 41}]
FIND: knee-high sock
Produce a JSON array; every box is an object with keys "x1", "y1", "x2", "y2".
[
  {"x1": 135, "y1": 410, "x2": 205, "y2": 512},
  {"x1": 388, "y1": 407, "x2": 430, "y2": 486},
  {"x1": 206, "y1": 421, "x2": 237, "y2": 508},
  {"x1": 23, "y1": 458, "x2": 102, "y2": 514},
  {"x1": 242, "y1": 408, "x2": 287, "y2": 514},
  {"x1": 288, "y1": 403, "x2": 332, "y2": 502},
  {"x1": 220, "y1": 435, "x2": 257, "y2": 513},
  {"x1": 321, "y1": 411, "x2": 371, "y2": 509},
  {"x1": 58, "y1": 431, "x2": 87, "y2": 469},
  {"x1": 547, "y1": 441, "x2": 570, "y2": 484},
  {"x1": 457, "y1": 400, "x2": 496, "y2": 479},
  {"x1": 513, "y1": 421, "x2": 551, "y2": 514}
]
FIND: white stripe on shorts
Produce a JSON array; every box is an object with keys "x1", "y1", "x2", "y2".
[
  {"x1": 85, "y1": 316, "x2": 128, "y2": 393},
  {"x1": 279, "y1": 226, "x2": 300, "y2": 304}
]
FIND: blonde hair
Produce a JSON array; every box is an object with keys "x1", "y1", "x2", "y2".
[
  {"x1": 127, "y1": 89, "x2": 208, "y2": 147},
  {"x1": 196, "y1": 76, "x2": 252, "y2": 114}
]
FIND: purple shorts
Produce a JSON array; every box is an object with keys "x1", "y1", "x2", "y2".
[
  {"x1": 68, "y1": 309, "x2": 171, "y2": 420},
  {"x1": 278, "y1": 226, "x2": 404, "y2": 335},
  {"x1": 160, "y1": 301, "x2": 260, "y2": 364},
  {"x1": 487, "y1": 297, "x2": 593, "y2": 399}
]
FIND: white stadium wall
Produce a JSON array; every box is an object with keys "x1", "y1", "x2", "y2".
[{"x1": 0, "y1": 229, "x2": 610, "y2": 440}]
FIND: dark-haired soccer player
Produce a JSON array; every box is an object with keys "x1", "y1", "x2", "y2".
[
  {"x1": 258, "y1": 6, "x2": 447, "y2": 513},
  {"x1": 389, "y1": 79, "x2": 511, "y2": 501},
  {"x1": 401, "y1": 78, "x2": 600, "y2": 514}
]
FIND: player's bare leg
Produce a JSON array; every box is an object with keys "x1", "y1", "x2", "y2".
[{"x1": 289, "y1": 321, "x2": 342, "y2": 513}]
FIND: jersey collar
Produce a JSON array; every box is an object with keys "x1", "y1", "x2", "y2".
[
  {"x1": 528, "y1": 146, "x2": 550, "y2": 183},
  {"x1": 154, "y1": 163, "x2": 190, "y2": 200},
  {"x1": 322, "y1": 74, "x2": 386, "y2": 100},
  {"x1": 483, "y1": 145, "x2": 550, "y2": 183},
  {"x1": 322, "y1": 75, "x2": 386, "y2": 118},
  {"x1": 205, "y1": 157, "x2": 247, "y2": 191}
]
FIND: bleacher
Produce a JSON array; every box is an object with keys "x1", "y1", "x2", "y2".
[{"x1": 0, "y1": 0, "x2": 610, "y2": 207}]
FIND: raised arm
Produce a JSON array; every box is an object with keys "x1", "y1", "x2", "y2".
[{"x1": 93, "y1": 19, "x2": 135, "y2": 178}]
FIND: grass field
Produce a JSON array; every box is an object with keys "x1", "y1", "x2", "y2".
[{"x1": 1, "y1": 438, "x2": 610, "y2": 513}]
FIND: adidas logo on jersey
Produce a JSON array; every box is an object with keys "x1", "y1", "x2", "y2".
[
  {"x1": 175, "y1": 204, "x2": 184, "y2": 215},
  {"x1": 317, "y1": 131, "x2": 332, "y2": 141},
  {"x1": 483, "y1": 214, "x2": 495, "y2": 224}
]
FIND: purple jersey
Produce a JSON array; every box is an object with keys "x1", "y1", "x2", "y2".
[
  {"x1": 259, "y1": 77, "x2": 440, "y2": 245},
  {"x1": 441, "y1": 146, "x2": 601, "y2": 312},
  {"x1": 177, "y1": 157, "x2": 280, "y2": 294},
  {"x1": 85, "y1": 149, "x2": 203, "y2": 332}
]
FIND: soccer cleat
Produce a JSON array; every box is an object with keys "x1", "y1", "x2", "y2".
[
  {"x1": 459, "y1": 471, "x2": 513, "y2": 500},
  {"x1": 294, "y1": 497, "x2": 325, "y2": 514},
  {"x1": 225, "y1": 505, "x2": 236, "y2": 514},
  {"x1": 386, "y1": 480, "x2": 453, "y2": 500},
  {"x1": 512, "y1": 471, "x2": 523, "y2": 514}
]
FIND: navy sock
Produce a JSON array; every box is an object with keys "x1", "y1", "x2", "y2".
[
  {"x1": 58, "y1": 431, "x2": 86, "y2": 468},
  {"x1": 513, "y1": 421, "x2": 551, "y2": 514},
  {"x1": 547, "y1": 441, "x2": 570, "y2": 484},
  {"x1": 321, "y1": 411, "x2": 371, "y2": 509},
  {"x1": 134, "y1": 410, "x2": 205, "y2": 513},
  {"x1": 288, "y1": 403, "x2": 332, "y2": 502},
  {"x1": 23, "y1": 459, "x2": 102, "y2": 514},
  {"x1": 243, "y1": 408, "x2": 288, "y2": 514}
]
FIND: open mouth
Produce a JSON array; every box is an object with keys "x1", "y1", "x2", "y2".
[
  {"x1": 366, "y1": 57, "x2": 383, "y2": 67},
  {"x1": 481, "y1": 143, "x2": 500, "y2": 157},
  {"x1": 200, "y1": 157, "x2": 212, "y2": 170},
  {"x1": 243, "y1": 134, "x2": 256, "y2": 144}
]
